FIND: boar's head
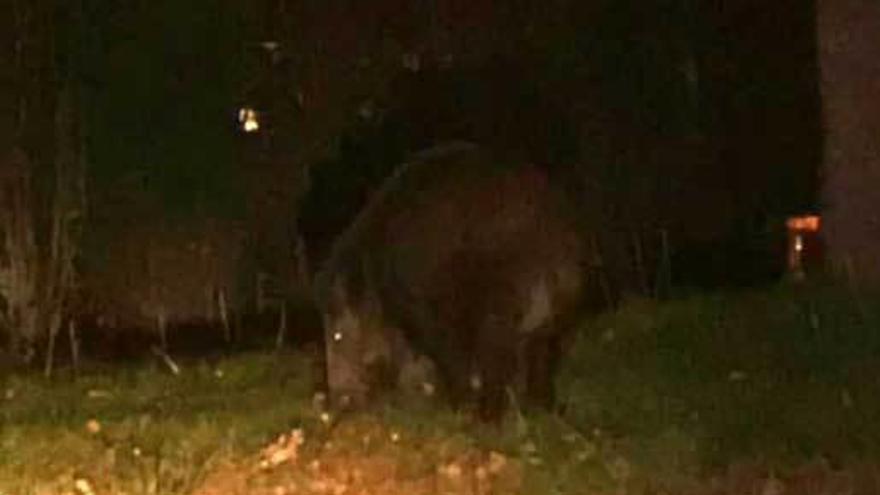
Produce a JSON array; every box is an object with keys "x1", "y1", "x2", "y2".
[{"x1": 317, "y1": 272, "x2": 400, "y2": 409}]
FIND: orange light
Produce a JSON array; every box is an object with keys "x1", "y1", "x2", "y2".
[{"x1": 786, "y1": 215, "x2": 820, "y2": 232}]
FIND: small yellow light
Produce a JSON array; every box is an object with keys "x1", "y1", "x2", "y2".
[
  {"x1": 74, "y1": 478, "x2": 95, "y2": 495},
  {"x1": 85, "y1": 419, "x2": 101, "y2": 435},
  {"x1": 238, "y1": 107, "x2": 260, "y2": 133}
]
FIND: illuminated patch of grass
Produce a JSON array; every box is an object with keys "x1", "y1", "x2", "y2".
[
  {"x1": 0, "y1": 351, "x2": 317, "y2": 494},
  {"x1": 3, "y1": 281, "x2": 879, "y2": 494}
]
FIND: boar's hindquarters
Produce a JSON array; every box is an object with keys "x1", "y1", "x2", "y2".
[{"x1": 405, "y1": 238, "x2": 587, "y2": 421}]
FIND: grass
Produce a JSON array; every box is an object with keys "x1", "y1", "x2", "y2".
[
  {"x1": 2, "y1": 279, "x2": 880, "y2": 494},
  {"x1": 558, "y1": 279, "x2": 880, "y2": 491},
  {"x1": 0, "y1": 353, "x2": 318, "y2": 494}
]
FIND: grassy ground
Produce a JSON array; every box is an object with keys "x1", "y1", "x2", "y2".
[
  {"x1": 557, "y1": 280, "x2": 880, "y2": 493},
  {"x1": 2, "y1": 280, "x2": 879, "y2": 494}
]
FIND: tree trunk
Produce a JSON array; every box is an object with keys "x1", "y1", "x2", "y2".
[
  {"x1": 2, "y1": 0, "x2": 87, "y2": 365},
  {"x1": 818, "y1": 0, "x2": 880, "y2": 286},
  {"x1": 1, "y1": 149, "x2": 41, "y2": 363}
]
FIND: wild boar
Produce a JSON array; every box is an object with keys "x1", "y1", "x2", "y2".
[{"x1": 312, "y1": 142, "x2": 614, "y2": 420}]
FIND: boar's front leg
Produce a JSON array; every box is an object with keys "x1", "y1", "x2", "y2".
[{"x1": 476, "y1": 315, "x2": 519, "y2": 422}]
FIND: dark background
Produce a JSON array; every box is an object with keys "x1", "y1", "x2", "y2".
[{"x1": 4, "y1": 0, "x2": 823, "y2": 322}]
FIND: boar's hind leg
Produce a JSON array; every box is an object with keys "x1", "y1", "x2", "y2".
[
  {"x1": 525, "y1": 310, "x2": 582, "y2": 413},
  {"x1": 476, "y1": 316, "x2": 519, "y2": 422},
  {"x1": 524, "y1": 333, "x2": 563, "y2": 411}
]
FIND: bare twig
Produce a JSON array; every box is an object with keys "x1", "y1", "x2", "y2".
[
  {"x1": 151, "y1": 345, "x2": 180, "y2": 376},
  {"x1": 275, "y1": 303, "x2": 287, "y2": 352},
  {"x1": 256, "y1": 272, "x2": 267, "y2": 314},
  {"x1": 631, "y1": 230, "x2": 649, "y2": 297},
  {"x1": 157, "y1": 308, "x2": 168, "y2": 352},
  {"x1": 43, "y1": 312, "x2": 60, "y2": 378},
  {"x1": 653, "y1": 228, "x2": 672, "y2": 299},
  {"x1": 295, "y1": 234, "x2": 310, "y2": 291},
  {"x1": 218, "y1": 288, "x2": 231, "y2": 345},
  {"x1": 69, "y1": 318, "x2": 80, "y2": 376}
]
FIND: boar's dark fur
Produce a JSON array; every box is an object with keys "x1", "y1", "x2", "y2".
[{"x1": 313, "y1": 142, "x2": 613, "y2": 420}]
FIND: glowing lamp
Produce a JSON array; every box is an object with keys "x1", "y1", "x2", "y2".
[
  {"x1": 786, "y1": 214, "x2": 823, "y2": 279},
  {"x1": 786, "y1": 215, "x2": 820, "y2": 232},
  {"x1": 238, "y1": 107, "x2": 260, "y2": 133}
]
